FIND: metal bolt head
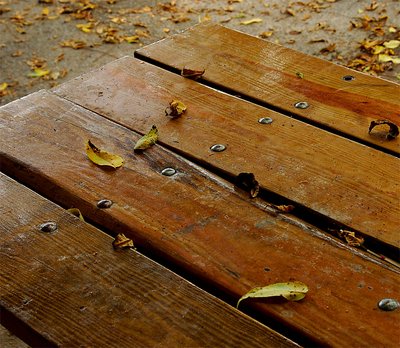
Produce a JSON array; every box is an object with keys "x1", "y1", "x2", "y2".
[
  {"x1": 258, "y1": 117, "x2": 273, "y2": 124},
  {"x1": 39, "y1": 221, "x2": 57, "y2": 233},
  {"x1": 97, "y1": 199, "x2": 113, "y2": 209},
  {"x1": 294, "y1": 101, "x2": 309, "y2": 109},
  {"x1": 210, "y1": 144, "x2": 226, "y2": 152},
  {"x1": 161, "y1": 167, "x2": 176, "y2": 176},
  {"x1": 378, "y1": 298, "x2": 399, "y2": 311},
  {"x1": 342, "y1": 75, "x2": 355, "y2": 81}
]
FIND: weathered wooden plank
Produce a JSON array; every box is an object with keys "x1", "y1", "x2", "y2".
[
  {"x1": 1, "y1": 90, "x2": 399, "y2": 347},
  {"x1": 135, "y1": 23, "x2": 400, "y2": 154},
  {"x1": 0, "y1": 173, "x2": 296, "y2": 348},
  {"x1": 54, "y1": 57, "x2": 400, "y2": 249}
]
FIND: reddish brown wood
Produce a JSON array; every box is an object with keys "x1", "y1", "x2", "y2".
[
  {"x1": 135, "y1": 23, "x2": 400, "y2": 154},
  {"x1": 54, "y1": 57, "x2": 400, "y2": 249},
  {"x1": 1, "y1": 91, "x2": 399, "y2": 347},
  {"x1": 0, "y1": 173, "x2": 296, "y2": 348}
]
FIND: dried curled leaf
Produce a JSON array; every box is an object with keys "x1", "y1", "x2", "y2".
[
  {"x1": 165, "y1": 100, "x2": 187, "y2": 118},
  {"x1": 337, "y1": 229, "x2": 364, "y2": 247},
  {"x1": 67, "y1": 208, "x2": 85, "y2": 222},
  {"x1": 275, "y1": 204, "x2": 295, "y2": 213},
  {"x1": 237, "y1": 281, "x2": 308, "y2": 308},
  {"x1": 86, "y1": 140, "x2": 124, "y2": 168},
  {"x1": 368, "y1": 119, "x2": 399, "y2": 140},
  {"x1": 134, "y1": 125, "x2": 158, "y2": 151},
  {"x1": 112, "y1": 233, "x2": 134, "y2": 249},
  {"x1": 235, "y1": 173, "x2": 259, "y2": 198},
  {"x1": 181, "y1": 68, "x2": 205, "y2": 79}
]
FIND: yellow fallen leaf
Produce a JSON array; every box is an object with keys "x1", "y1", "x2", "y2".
[
  {"x1": 124, "y1": 35, "x2": 140, "y2": 43},
  {"x1": 240, "y1": 18, "x2": 263, "y2": 25},
  {"x1": 134, "y1": 125, "x2": 158, "y2": 151},
  {"x1": 237, "y1": 281, "x2": 308, "y2": 308},
  {"x1": 0, "y1": 82, "x2": 8, "y2": 91},
  {"x1": 112, "y1": 233, "x2": 134, "y2": 249},
  {"x1": 86, "y1": 140, "x2": 124, "y2": 168},
  {"x1": 67, "y1": 208, "x2": 85, "y2": 222},
  {"x1": 383, "y1": 40, "x2": 400, "y2": 49},
  {"x1": 27, "y1": 68, "x2": 50, "y2": 78},
  {"x1": 372, "y1": 45, "x2": 385, "y2": 54},
  {"x1": 165, "y1": 100, "x2": 187, "y2": 118},
  {"x1": 378, "y1": 54, "x2": 400, "y2": 64},
  {"x1": 76, "y1": 23, "x2": 93, "y2": 33}
]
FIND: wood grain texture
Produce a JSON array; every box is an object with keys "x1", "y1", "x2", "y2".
[
  {"x1": 54, "y1": 57, "x2": 400, "y2": 249},
  {"x1": 0, "y1": 174, "x2": 296, "y2": 348},
  {"x1": 135, "y1": 23, "x2": 400, "y2": 154},
  {"x1": 1, "y1": 90, "x2": 399, "y2": 347}
]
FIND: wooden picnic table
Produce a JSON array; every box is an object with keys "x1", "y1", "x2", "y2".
[{"x1": 1, "y1": 23, "x2": 399, "y2": 347}]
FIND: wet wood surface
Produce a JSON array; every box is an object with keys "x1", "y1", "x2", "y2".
[
  {"x1": 135, "y1": 23, "x2": 400, "y2": 155},
  {"x1": 0, "y1": 173, "x2": 297, "y2": 348},
  {"x1": 1, "y1": 90, "x2": 399, "y2": 347},
  {"x1": 54, "y1": 57, "x2": 400, "y2": 249}
]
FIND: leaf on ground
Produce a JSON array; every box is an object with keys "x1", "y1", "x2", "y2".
[
  {"x1": 235, "y1": 172, "x2": 259, "y2": 198},
  {"x1": 113, "y1": 233, "x2": 134, "y2": 249},
  {"x1": 337, "y1": 229, "x2": 364, "y2": 247},
  {"x1": 60, "y1": 39, "x2": 86, "y2": 49},
  {"x1": 240, "y1": 18, "x2": 263, "y2": 25},
  {"x1": 368, "y1": 119, "x2": 399, "y2": 140},
  {"x1": 134, "y1": 125, "x2": 158, "y2": 151},
  {"x1": 181, "y1": 68, "x2": 205, "y2": 79},
  {"x1": 86, "y1": 140, "x2": 124, "y2": 168},
  {"x1": 27, "y1": 68, "x2": 50, "y2": 78},
  {"x1": 383, "y1": 40, "x2": 400, "y2": 49},
  {"x1": 0, "y1": 82, "x2": 8, "y2": 91},
  {"x1": 378, "y1": 54, "x2": 400, "y2": 64},
  {"x1": 67, "y1": 208, "x2": 85, "y2": 222},
  {"x1": 165, "y1": 100, "x2": 187, "y2": 118},
  {"x1": 237, "y1": 281, "x2": 308, "y2": 308}
]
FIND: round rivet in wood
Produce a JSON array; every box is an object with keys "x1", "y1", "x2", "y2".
[
  {"x1": 294, "y1": 101, "x2": 309, "y2": 109},
  {"x1": 161, "y1": 167, "x2": 176, "y2": 176},
  {"x1": 39, "y1": 221, "x2": 57, "y2": 233},
  {"x1": 378, "y1": 298, "x2": 399, "y2": 311},
  {"x1": 342, "y1": 75, "x2": 355, "y2": 81},
  {"x1": 210, "y1": 144, "x2": 226, "y2": 152},
  {"x1": 97, "y1": 199, "x2": 113, "y2": 209},
  {"x1": 258, "y1": 117, "x2": 273, "y2": 124}
]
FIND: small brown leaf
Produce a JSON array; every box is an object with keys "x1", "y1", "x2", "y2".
[
  {"x1": 368, "y1": 120, "x2": 399, "y2": 140},
  {"x1": 337, "y1": 230, "x2": 364, "y2": 247},
  {"x1": 165, "y1": 100, "x2": 187, "y2": 118},
  {"x1": 275, "y1": 205, "x2": 295, "y2": 213},
  {"x1": 112, "y1": 233, "x2": 134, "y2": 249},
  {"x1": 181, "y1": 68, "x2": 205, "y2": 79},
  {"x1": 235, "y1": 173, "x2": 260, "y2": 198}
]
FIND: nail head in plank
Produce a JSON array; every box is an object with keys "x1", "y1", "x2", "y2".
[
  {"x1": 54, "y1": 57, "x2": 400, "y2": 249},
  {"x1": 1, "y1": 91, "x2": 399, "y2": 347}
]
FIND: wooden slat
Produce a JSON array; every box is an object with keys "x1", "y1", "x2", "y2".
[
  {"x1": 1, "y1": 90, "x2": 399, "y2": 347},
  {"x1": 53, "y1": 57, "x2": 400, "y2": 249},
  {"x1": 0, "y1": 174, "x2": 296, "y2": 348},
  {"x1": 135, "y1": 23, "x2": 400, "y2": 154}
]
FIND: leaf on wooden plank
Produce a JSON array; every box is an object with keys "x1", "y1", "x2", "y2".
[
  {"x1": 337, "y1": 229, "x2": 364, "y2": 247},
  {"x1": 275, "y1": 204, "x2": 295, "y2": 213},
  {"x1": 86, "y1": 140, "x2": 124, "y2": 168},
  {"x1": 368, "y1": 119, "x2": 399, "y2": 140},
  {"x1": 235, "y1": 173, "x2": 259, "y2": 198},
  {"x1": 237, "y1": 281, "x2": 308, "y2": 308},
  {"x1": 181, "y1": 68, "x2": 205, "y2": 79},
  {"x1": 296, "y1": 72, "x2": 304, "y2": 79},
  {"x1": 165, "y1": 100, "x2": 187, "y2": 118},
  {"x1": 112, "y1": 233, "x2": 134, "y2": 249},
  {"x1": 240, "y1": 18, "x2": 263, "y2": 25},
  {"x1": 134, "y1": 125, "x2": 158, "y2": 151},
  {"x1": 67, "y1": 208, "x2": 85, "y2": 221}
]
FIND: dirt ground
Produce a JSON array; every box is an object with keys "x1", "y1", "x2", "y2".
[{"x1": 1, "y1": 0, "x2": 399, "y2": 106}]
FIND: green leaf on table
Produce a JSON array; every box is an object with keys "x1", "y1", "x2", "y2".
[
  {"x1": 86, "y1": 140, "x2": 124, "y2": 168},
  {"x1": 237, "y1": 281, "x2": 308, "y2": 308},
  {"x1": 134, "y1": 125, "x2": 159, "y2": 151}
]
